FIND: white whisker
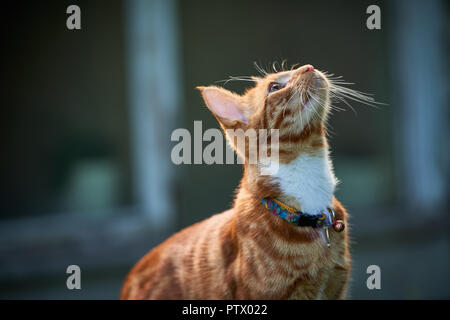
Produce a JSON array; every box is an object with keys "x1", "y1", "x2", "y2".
[{"x1": 254, "y1": 62, "x2": 268, "y2": 76}]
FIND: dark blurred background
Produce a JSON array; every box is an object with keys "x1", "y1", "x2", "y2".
[{"x1": 1, "y1": 0, "x2": 448, "y2": 299}]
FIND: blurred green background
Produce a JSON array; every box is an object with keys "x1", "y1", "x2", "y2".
[{"x1": 1, "y1": 0, "x2": 448, "y2": 299}]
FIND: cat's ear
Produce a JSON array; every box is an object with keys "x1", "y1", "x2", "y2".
[{"x1": 197, "y1": 86, "x2": 248, "y2": 127}]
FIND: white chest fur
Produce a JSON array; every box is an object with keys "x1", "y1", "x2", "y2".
[{"x1": 272, "y1": 152, "x2": 337, "y2": 214}]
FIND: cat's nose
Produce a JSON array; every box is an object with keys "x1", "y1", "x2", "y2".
[{"x1": 298, "y1": 64, "x2": 315, "y2": 74}]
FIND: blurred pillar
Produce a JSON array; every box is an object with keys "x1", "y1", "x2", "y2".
[
  {"x1": 391, "y1": 0, "x2": 448, "y2": 213},
  {"x1": 124, "y1": 0, "x2": 181, "y2": 227}
]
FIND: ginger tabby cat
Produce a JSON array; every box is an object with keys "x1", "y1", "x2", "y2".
[{"x1": 121, "y1": 64, "x2": 351, "y2": 300}]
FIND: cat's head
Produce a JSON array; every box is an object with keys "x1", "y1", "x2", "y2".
[
  {"x1": 198, "y1": 64, "x2": 330, "y2": 164},
  {"x1": 198, "y1": 64, "x2": 329, "y2": 132}
]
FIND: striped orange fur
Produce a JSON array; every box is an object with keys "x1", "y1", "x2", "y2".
[{"x1": 121, "y1": 64, "x2": 351, "y2": 300}]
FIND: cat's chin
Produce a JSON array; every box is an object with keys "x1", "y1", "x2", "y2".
[{"x1": 302, "y1": 76, "x2": 328, "y2": 109}]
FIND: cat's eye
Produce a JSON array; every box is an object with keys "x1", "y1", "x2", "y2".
[{"x1": 268, "y1": 82, "x2": 284, "y2": 93}]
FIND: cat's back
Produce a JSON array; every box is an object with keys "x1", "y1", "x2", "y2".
[{"x1": 120, "y1": 208, "x2": 235, "y2": 299}]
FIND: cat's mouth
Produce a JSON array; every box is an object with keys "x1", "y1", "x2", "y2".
[{"x1": 298, "y1": 72, "x2": 328, "y2": 110}]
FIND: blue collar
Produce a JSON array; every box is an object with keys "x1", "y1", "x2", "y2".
[{"x1": 261, "y1": 197, "x2": 334, "y2": 228}]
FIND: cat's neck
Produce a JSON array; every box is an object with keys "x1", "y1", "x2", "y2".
[
  {"x1": 241, "y1": 147, "x2": 337, "y2": 215},
  {"x1": 272, "y1": 149, "x2": 337, "y2": 214}
]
